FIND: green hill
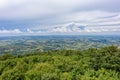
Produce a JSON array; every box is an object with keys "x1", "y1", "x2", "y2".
[{"x1": 0, "y1": 45, "x2": 120, "y2": 80}]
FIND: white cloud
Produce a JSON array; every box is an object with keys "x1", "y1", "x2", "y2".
[
  {"x1": 0, "y1": 0, "x2": 95, "y2": 19},
  {"x1": 0, "y1": 29, "x2": 22, "y2": 34},
  {"x1": 27, "y1": 29, "x2": 34, "y2": 33},
  {"x1": 84, "y1": 26, "x2": 120, "y2": 32},
  {"x1": 40, "y1": 22, "x2": 120, "y2": 33},
  {"x1": 0, "y1": 0, "x2": 118, "y2": 20}
]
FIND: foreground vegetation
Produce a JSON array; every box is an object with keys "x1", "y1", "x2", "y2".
[{"x1": 0, "y1": 45, "x2": 120, "y2": 80}]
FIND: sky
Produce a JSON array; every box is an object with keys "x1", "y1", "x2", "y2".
[{"x1": 0, "y1": 0, "x2": 120, "y2": 36}]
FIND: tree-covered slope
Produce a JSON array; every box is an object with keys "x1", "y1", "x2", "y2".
[{"x1": 0, "y1": 46, "x2": 120, "y2": 80}]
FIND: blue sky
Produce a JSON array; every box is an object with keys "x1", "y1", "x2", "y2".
[{"x1": 0, "y1": 0, "x2": 120, "y2": 36}]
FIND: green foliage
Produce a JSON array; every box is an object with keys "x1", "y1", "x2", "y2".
[
  {"x1": 0, "y1": 53, "x2": 13, "y2": 60},
  {"x1": 0, "y1": 46, "x2": 120, "y2": 80},
  {"x1": 1, "y1": 69, "x2": 25, "y2": 80}
]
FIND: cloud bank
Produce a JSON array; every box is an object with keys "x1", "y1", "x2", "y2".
[
  {"x1": 0, "y1": 29, "x2": 22, "y2": 34},
  {"x1": 0, "y1": 0, "x2": 120, "y2": 35}
]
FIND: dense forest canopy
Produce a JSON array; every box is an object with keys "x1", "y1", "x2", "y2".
[{"x1": 0, "y1": 45, "x2": 120, "y2": 80}]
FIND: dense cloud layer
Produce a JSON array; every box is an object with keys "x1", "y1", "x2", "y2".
[{"x1": 0, "y1": 0, "x2": 120, "y2": 35}]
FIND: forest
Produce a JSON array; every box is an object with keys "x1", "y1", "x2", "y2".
[{"x1": 0, "y1": 45, "x2": 120, "y2": 80}]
